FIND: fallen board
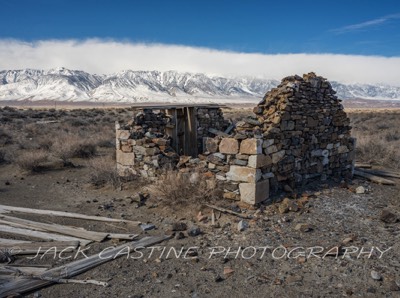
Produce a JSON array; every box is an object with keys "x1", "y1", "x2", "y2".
[
  {"x1": 0, "y1": 238, "x2": 31, "y2": 245},
  {"x1": 354, "y1": 170, "x2": 396, "y2": 185},
  {"x1": 354, "y1": 163, "x2": 372, "y2": 168},
  {"x1": 0, "y1": 215, "x2": 109, "y2": 242},
  {"x1": 0, "y1": 225, "x2": 92, "y2": 246},
  {"x1": 205, "y1": 204, "x2": 252, "y2": 219},
  {"x1": 0, "y1": 235, "x2": 171, "y2": 297},
  {"x1": 0, "y1": 204, "x2": 140, "y2": 225},
  {"x1": 107, "y1": 233, "x2": 138, "y2": 240},
  {"x1": 1, "y1": 240, "x2": 80, "y2": 255},
  {"x1": 355, "y1": 168, "x2": 400, "y2": 179},
  {"x1": 0, "y1": 266, "x2": 48, "y2": 276}
]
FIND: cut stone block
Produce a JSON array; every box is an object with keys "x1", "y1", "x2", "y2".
[
  {"x1": 226, "y1": 166, "x2": 261, "y2": 183},
  {"x1": 247, "y1": 154, "x2": 272, "y2": 168},
  {"x1": 239, "y1": 180, "x2": 269, "y2": 205},
  {"x1": 116, "y1": 150, "x2": 135, "y2": 166},
  {"x1": 240, "y1": 138, "x2": 263, "y2": 154},
  {"x1": 219, "y1": 138, "x2": 239, "y2": 154}
]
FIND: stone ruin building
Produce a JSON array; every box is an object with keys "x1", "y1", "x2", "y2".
[{"x1": 116, "y1": 73, "x2": 356, "y2": 205}]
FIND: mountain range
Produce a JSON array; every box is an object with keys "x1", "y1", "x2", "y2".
[{"x1": 1, "y1": 68, "x2": 400, "y2": 103}]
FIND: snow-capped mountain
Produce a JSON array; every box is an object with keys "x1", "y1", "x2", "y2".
[{"x1": 0, "y1": 68, "x2": 399, "y2": 103}]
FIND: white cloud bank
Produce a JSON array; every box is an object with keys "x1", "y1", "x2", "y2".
[{"x1": 0, "y1": 39, "x2": 400, "y2": 86}]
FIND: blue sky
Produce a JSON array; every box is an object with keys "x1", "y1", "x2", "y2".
[
  {"x1": 0, "y1": 0, "x2": 399, "y2": 85},
  {"x1": 1, "y1": 0, "x2": 399, "y2": 56}
]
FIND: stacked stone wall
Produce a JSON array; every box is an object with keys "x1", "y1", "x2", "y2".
[{"x1": 116, "y1": 73, "x2": 356, "y2": 205}]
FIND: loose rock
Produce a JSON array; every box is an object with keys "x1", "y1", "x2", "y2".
[
  {"x1": 188, "y1": 226, "x2": 202, "y2": 237},
  {"x1": 380, "y1": 209, "x2": 398, "y2": 223},
  {"x1": 371, "y1": 270, "x2": 382, "y2": 281},
  {"x1": 356, "y1": 186, "x2": 366, "y2": 194},
  {"x1": 237, "y1": 220, "x2": 248, "y2": 232}
]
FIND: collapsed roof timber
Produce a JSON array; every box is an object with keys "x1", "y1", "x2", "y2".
[{"x1": 116, "y1": 73, "x2": 356, "y2": 205}]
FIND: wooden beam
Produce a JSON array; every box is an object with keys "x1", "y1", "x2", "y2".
[
  {"x1": 0, "y1": 235, "x2": 171, "y2": 297},
  {"x1": 354, "y1": 170, "x2": 396, "y2": 185},
  {"x1": 0, "y1": 204, "x2": 140, "y2": 225}
]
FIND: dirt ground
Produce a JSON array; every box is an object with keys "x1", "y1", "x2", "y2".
[{"x1": 0, "y1": 107, "x2": 399, "y2": 297}]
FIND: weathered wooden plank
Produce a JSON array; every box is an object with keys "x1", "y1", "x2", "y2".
[
  {"x1": 354, "y1": 162, "x2": 372, "y2": 168},
  {"x1": 1, "y1": 241, "x2": 79, "y2": 255},
  {"x1": 0, "y1": 204, "x2": 140, "y2": 225},
  {"x1": 0, "y1": 215, "x2": 108, "y2": 242},
  {"x1": 0, "y1": 235, "x2": 171, "y2": 297},
  {"x1": 354, "y1": 170, "x2": 396, "y2": 185},
  {"x1": 107, "y1": 233, "x2": 138, "y2": 240},
  {"x1": 205, "y1": 204, "x2": 252, "y2": 219},
  {"x1": 0, "y1": 225, "x2": 92, "y2": 246},
  {"x1": 0, "y1": 238, "x2": 31, "y2": 245},
  {"x1": 0, "y1": 266, "x2": 48, "y2": 276},
  {"x1": 355, "y1": 168, "x2": 400, "y2": 179},
  {"x1": 224, "y1": 123, "x2": 235, "y2": 134}
]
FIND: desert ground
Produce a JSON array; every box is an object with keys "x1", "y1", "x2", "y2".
[{"x1": 0, "y1": 105, "x2": 399, "y2": 297}]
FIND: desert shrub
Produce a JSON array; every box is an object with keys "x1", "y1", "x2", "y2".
[
  {"x1": 86, "y1": 156, "x2": 123, "y2": 189},
  {"x1": 73, "y1": 143, "x2": 97, "y2": 158},
  {"x1": 149, "y1": 169, "x2": 219, "y2": 206},
  {"x1": 385, "y1": 131, "x2": 400, "y2": 142},
  {"x1": 51, "y1": 138, "x2": 74, "y2": 163},
  {"x1": 353, "y1": 132, "x2": 400, "y2": 169},
  {"x1": 349, "y1": 111, "x2": 400, "y2": 170},
  {"x1": 35, "y1": 134, "x2": 54, "y2": 151},
  {"x1": 101, "y1": 116, "x2": 112, "y2": 123},
  {"x1": 14, "y1": 149, "x2": 49, "y2": 172},
  {"x1": 0, "y1": 128, "x2": 12, "y2": 145},
  {"x1": 67, "y1": 118, "x2": 90, "y2": 127},
  {"x1": 51, "y1": 132, "x2": 98, "y2": 163}
]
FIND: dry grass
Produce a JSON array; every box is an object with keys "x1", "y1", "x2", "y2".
[
  {"x1": 349, "y1": 110, "x2": 400, "y2": 169},
  {"x1": 86, "y1": 156, "x2": 123, "y2": 189},
  {"x1": 148, "y1": 169, "x2": 219, "y2": 207},
  {"x1": 14, "y1": 149, "x2": 50, "y2": 172},
  {"x1": 0, "y1": 106, "x2": 131, "y2": 173}
]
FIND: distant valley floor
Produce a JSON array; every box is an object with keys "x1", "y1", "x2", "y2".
[{"x1": 1, "y1": 97, "x2": 400, "y2": 109}]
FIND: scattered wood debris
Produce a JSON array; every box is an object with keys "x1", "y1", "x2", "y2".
[
  {"x1": 354, "y1": 162, "x2": 372, "y2": 169},
  {"x1": 0, "y1": 235, "x2": 171, "y2": 296},
  {"x1": 354, "y1": 169, "x2": 396, "y2": 185},
  {"x1": 205, "y1": 204, "x2": 252, "y2": 219},
  {"x1": 0, "y1": 204, "x2": 171, "y2": 297},
  {"x1": 0, "y1": 204, "x2": 140, "y2": 225},
  {"x1": 355, "y1": 168, "x2": 400, "y2": 179}
]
